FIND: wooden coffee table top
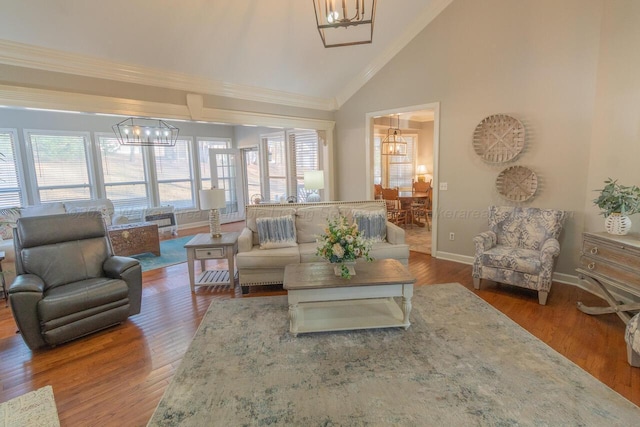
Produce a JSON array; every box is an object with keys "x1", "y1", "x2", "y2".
[{"x1": 283, "y1": 259, "x2": 415, "y2": 290}]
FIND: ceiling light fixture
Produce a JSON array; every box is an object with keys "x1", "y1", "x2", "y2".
[
  {"x1": 313, "y1": 0, "x2": 376, "y2": 48},
  {"x1": 112, "y1": 117, "x2": 179, "y2": 146},
  {"x1": 381, "y1": 114, "x2": 407, "y2": 156}
]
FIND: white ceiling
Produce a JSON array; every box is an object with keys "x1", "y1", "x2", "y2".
[{"x1": 0, "y1": 0, "x2": 450, "y2": 110}]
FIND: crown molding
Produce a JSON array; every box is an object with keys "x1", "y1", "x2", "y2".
[
  {"x1": 0, "y1": 39, "x2": 338, "y2": 112},
  {"x1": 0, "y1": 84, "x2": 335, "y2": 132},
  {"x1": 335, "y1": 0, "x2": 454, "y2": 108}
]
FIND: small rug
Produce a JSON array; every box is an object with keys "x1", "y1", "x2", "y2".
[
  {"x1": 405, "y1": 225, "x2": 431, "y2": 254},
  {"x1": 133, "y1": 236, "x2": 193, "y2": 272},
  {"x1": 148, "y1": 283, "x2": 640, "y2": 426},
  {"x1": 0, "y1": 385, "x2": 60, "y2": 427}
]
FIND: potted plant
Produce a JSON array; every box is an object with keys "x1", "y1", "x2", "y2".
[{"x1": 593, "y1": 178, "x2": 640, "y2": 235}]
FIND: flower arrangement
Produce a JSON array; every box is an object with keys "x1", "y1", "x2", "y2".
[
  {"x1": 316, "y1": 215, "x2": 373, "y2": 278},
  {"x1": 593, "y1": 178, "x2": 640, "y2": 217}
]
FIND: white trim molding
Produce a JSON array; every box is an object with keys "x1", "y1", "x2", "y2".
[{"x1": 0, "y1": 39, "x2": 337, "y2": 112}]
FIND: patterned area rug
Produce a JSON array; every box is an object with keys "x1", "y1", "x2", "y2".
[
  {"x1": 133, "y1": 236, "x2": 193, "y2": 272},
  {"x1": 148, "y1": 283, "x2": 640, "y2": 426},
  {"x1": 0, "y1": 385, "x2": 60, "y2": 427}
]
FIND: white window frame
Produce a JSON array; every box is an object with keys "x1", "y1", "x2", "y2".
[
  {"x1": 0, "y1": 128, "x2": 26, "y2": 208},
  {"x1": 23, "y1": 129, "x2": 97, "y2": 204}
]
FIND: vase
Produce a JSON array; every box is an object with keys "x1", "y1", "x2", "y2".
[
  {"x1": 605, "y1": 213, "x2": 632, "y2": 235},
  {"x1": 333, "y1": 262, "x2": 356, "y2": 278}
]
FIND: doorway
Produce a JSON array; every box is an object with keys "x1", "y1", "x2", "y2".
[{"x1": 365, "y1": 102, "x2": 440, "y2": 256}]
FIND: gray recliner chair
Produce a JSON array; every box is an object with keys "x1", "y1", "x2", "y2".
[{"x1": 9, "y1": 212, "x2": 142, "y2": 350}]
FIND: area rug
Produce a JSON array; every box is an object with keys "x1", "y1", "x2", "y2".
[
  {"x1": 0, "y1": 385, "x2": 60, "y2": 427},
  {"x1": 147, "y1": 283, "x2": 640, "y2": 426},
  {"x1": 133, "y1": 236, "x2": 193, "y2": 272},
  {"x1": 405, "y1": 225, "x2": 431, "y2": 254}
]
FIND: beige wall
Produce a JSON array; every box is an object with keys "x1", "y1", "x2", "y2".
[
  {"x1": 335, "y1": 0, "x2": 604, "y2": 276},
  {"x1": 585, "y1": 0, "x2": 640, "y2": 233}
]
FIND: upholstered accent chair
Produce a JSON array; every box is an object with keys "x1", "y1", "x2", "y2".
[
  {"x1": 9, "y1": 212, "x2": 142, "y2": 350},
  {"x1": 472, "y1": 206, "x2": 567, "y2": 305}
]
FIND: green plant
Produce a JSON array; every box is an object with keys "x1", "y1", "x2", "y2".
[
  {"x1": 315, "y1": 215, "x2": 373, "y2": 278},
  {"x1": 593, "y1": 178, "x2": 640, "y2": 217}
]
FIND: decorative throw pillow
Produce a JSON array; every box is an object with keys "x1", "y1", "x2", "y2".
[
  {"x1": 353, "y1": 209, "x2": 387, "y2": 243},
  {"x1": 256, "y1": 215, "x2": 298, "y2": 249}
]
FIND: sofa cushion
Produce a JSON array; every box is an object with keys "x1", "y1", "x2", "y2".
[
  {"x1": 256, "y1": 215, "x2": 297, "y2": 249},
  {"x1": 368, "y1": 241, "x2": 410, "y2": 262},
  {"x1": 353, "y1": 209, "x2": 387, "y2": 243},
  {"x1": 236, "y1": 245, "x2": 300, "y2": 269},
  {"x1": 38, "y1": 277, "x2": 129, "y2": 323},
  {"x1": 299, "y1": 242, "x2": 324, "y2": 263},
  {"x1": 0, "y1": 209, "x2": 19, "y2": 240},
  {"x1": 65, "y1": 203, "x2": 112, "y2": 225},
  {"x1": 295, "y1": 205, "x2": 340, "y2": 243},
  {"x1": 21, "y1": 202, "x2": 66, "y2": 218},
  {"x1": 481, "y1": 245, "x2": 541, "y2": 275}
]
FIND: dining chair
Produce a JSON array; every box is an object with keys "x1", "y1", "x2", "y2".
[
  {"x1": 381, "y1": 187, "x2": 408, "y2": 227},
  {"x1": 412, "y1": 180, "x2": 431, "y2": 193}
]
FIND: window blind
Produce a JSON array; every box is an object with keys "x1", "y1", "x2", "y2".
[{"x1": 0, "y1": 131, "x2": 22, "y2": 208}]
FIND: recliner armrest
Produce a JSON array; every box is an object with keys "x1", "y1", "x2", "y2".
[
  {"x1": 8, "y1": 274, "x2": 47, "y2": 350},
  {"x1": 473, "y1": 231, "x2": 497, "y2": 251},
  {"x1": 9, "y1": 273, "x2": 45, "y2": 294},
  {"x1": 103, "y1": 256, "x2": 139, "y2": 278},
  {"x1": 238, "y1": 228, "x2": 253, "y2": 253},
  {"x1": 103, "y1": 256, "x2": 142, "y2": 316}
]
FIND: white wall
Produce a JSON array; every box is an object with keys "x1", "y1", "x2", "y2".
[{"x1": 335, "y1": 0, "x2": 604, "y2": 276}]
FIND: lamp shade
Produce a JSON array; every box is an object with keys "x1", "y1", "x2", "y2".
[
  {"x1": 417, "y1": 165, "x2": 428, "y2": 175},
  {"x1": 199, "y1": 189, "x2": 226, "y2": 210},
  {"x1": 304, "y1": 171, "x2": 325, "y2": 190}
]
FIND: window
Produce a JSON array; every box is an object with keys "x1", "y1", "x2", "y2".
[
  {"x1": 0, "y1": 129, "x2": 23, "y2": 208},
  {"x1": 27, "y1": 131, "x2": 92, "y2": 202},
  {"x1": 262, "y1": 132, "x2": 287, "y2": 202},
  {"x1": 97, "y1": 134, "x2": 149, "y2": 212},
  {"x1": 374, "y1": 133, "x2": 417, "y2": 191},
  {"x1": 154, "y1": 138, "x2": 194, "y2": 209},
  {"x1": 197, "y1": 138, "x2": 231, "y2": 190},
  {"x1": 289, "y1": 130, "x2": 319, "y2": 202}
]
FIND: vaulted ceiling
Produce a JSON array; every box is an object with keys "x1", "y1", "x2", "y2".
[{"x1": 0, "y1": 0, "x2": 451, "y2": 111}]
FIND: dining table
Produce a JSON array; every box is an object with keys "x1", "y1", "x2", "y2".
[{"x1": 398, "y1": 191, "x2": 431, "y2": 227}]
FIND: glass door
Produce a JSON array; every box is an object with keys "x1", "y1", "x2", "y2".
[
  {"x1": 241, "y1": 147, "x2": 262, "y2": 205},
  {"x1": 209, "y1": 148, "x2": 243, "y2": 221}
]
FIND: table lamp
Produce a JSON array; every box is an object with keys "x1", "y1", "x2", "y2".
[
  {"x1": 416, "y1": 165, "x2": 428, "y2": 182},
  {"x1": 199, "y1": 188, "x2": 226, "y2": 237},
  {"x1": 304, "y1": 170, "x2": 324, "y2": 202}
]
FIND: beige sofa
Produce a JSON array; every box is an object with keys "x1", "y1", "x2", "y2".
[
  {"x1": 0, "y1": 198, "x2": 123, "y2": 286},
  {"x1": 237, "y1": 200, "x2": 410, "y2": 293}
]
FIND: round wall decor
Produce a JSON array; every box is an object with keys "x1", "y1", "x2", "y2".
[
  {"x1": 496, "y1": 166, "x2": 538, "y2": 202},
  {"x1": 473, "y1": 114, "x2": 525, "y2": 163}
]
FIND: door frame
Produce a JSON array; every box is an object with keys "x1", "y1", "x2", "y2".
[{"x1": 364, "y1": 102, "x2": 440, "y2": 256}]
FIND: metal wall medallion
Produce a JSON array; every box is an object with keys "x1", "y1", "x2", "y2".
[
  {"x1": 473, "y1": 114, "x2": 525, "y2": 163},
  {"x1": 496, "y1": 166, "x2": 538, "y2": 202}
]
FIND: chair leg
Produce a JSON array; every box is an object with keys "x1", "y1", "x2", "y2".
[
  {"x1": 538, "y1": 291, "x2": 549, "y2": 305},
  {"x1": 473, "y1": 277, "x2": 480, "y2": 289},
  {"x1": 628, "y1": 343, "x2": 640, "y2": 367}
]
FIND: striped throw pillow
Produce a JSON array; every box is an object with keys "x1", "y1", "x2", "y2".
[{"x1": 256, "y1": 215, "x2": 298, "y2": 249}]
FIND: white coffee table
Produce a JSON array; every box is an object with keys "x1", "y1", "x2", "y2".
[{"x1": 283, "y1": 259, "x2": 415, "y2": 337}]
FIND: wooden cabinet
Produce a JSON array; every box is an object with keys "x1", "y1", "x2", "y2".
[{"x1": 576, "y1": 232, "x2": 640, "y2": 323}]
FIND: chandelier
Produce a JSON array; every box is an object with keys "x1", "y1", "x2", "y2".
[
  {"x1": 381, "y1": 115, "x2": 407, "y2": 156},
  {"x1": 112, "y1": 117, "x2": 179, "y2": 146},
  {"x1": 313, "y1": 0, "x2": 376, "y2": 48}
]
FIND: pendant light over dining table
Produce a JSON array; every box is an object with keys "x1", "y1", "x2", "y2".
[
  {"x1": 313, "y1": 0, "x2": 376, "y2": 48},
  {"x1": 112, "y1": 117, "x2": 179, "y2": 146},
  {"x1": 381, "y1": 114, "x2": 407, "y2": 156}
]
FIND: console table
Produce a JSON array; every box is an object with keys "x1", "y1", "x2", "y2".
[
  {"x1": 184, "y1": 232, "x2": 239, "y2": 292},
  {"x1": 576, "y1": 231, "x2": 640, "y2": 324}
]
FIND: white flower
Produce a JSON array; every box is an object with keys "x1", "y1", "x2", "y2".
[{"x1": 345, "y1": 235, "x2": 354, "y2": 243}]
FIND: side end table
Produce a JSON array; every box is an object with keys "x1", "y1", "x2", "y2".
[{"x1": 184, "y1": 232, "x2": 239, "y2": 292}]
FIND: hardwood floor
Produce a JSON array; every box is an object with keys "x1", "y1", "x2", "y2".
[{"x1": 1, "y1": 222, "x2": 639, "y2": 426}]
